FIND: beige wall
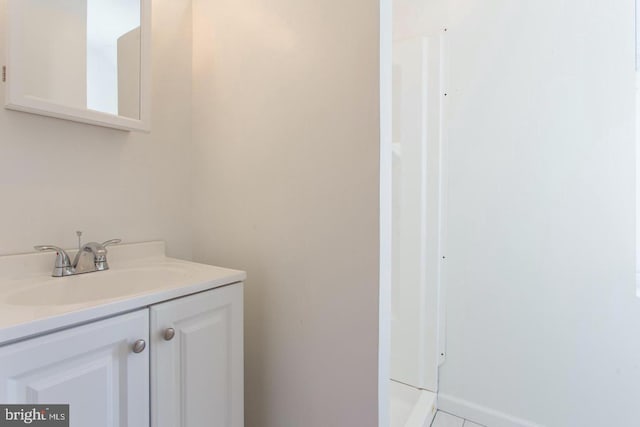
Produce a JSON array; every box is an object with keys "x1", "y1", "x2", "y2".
[
  {"x1": 1, "y1": 0, "x2": 382, "y2": 424},
  {"x1": 0, "y1": 0, "x2": 193, "y2": 259},
  {"x1": 191, "y1": 0, "x2": 381, "y2": 425}
]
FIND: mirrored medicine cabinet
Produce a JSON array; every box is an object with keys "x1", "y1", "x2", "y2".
[{"x1": 4, "y1": 0, "x2": 151, "y2": 131}]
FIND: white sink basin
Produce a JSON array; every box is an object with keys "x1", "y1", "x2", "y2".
[{"x1": 6, "y1": 265, "x2": 195, "y2": 306}]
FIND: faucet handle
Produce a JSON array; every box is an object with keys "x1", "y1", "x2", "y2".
[
  {"x1": 34, "y1": 245, "x2": 72, "y2": 277},
  {"x1": 101, "y1": 239, "x2": 122, "y2": 248},
  {"x1": 34, "y1": 245, "x2": 63, "y2": 252},
  {"x1": 34, "y1": 245, "x2": 71, "y2": 266},
  {"x1": 92, "y1": 239, "x2": 121, "y2": 271}
]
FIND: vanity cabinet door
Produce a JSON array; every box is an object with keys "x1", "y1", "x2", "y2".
[
  {"x1": 151, "y1": 283, "x2": 244, "y2": 427},
  {"x1": 0, "y1": 309, "x2": 150, "y2": 427}
]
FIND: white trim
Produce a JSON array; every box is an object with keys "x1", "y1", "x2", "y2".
[
  {"x1": 437, "y1": 29, "x2": 450, "y2": 367},
  {"x1": 636, "y1": 0, "x2": 639, "y2": 71},
  {"x1": 438, "y1": 394, "x2": 544, "y2": 427},
  {"x1": 4, "y1": 0, "x2": 151, "y2": 132},
  {"x1": 405, "y1": 391, "x2": 437, "y2": 427},
  {"x1": 379, "y1": 0, "x2": 393, "y2": 425},
  {"x1": 390, "y1": 33, "x2": 445, "y2": 392},
  {"x1": 636, "y1": 69, "x2": 640, "y2": 297}
]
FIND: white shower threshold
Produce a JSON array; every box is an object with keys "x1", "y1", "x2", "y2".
[{"x1": 390, "y1": 380, "x2": 437, "y2": 427}]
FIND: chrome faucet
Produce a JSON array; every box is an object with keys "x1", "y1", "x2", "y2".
[{"x1": 34, "y1": 234, "x2": 121, "y2": 277}]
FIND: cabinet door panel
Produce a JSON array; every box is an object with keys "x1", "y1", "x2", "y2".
[
  {"x1": 0, "y1": 310, "x2": 149, "y2": 427},
  {"x1": 151, "y1": 284, "x2": 243, "y2": 427}
]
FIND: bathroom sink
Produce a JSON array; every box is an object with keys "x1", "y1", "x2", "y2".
[
  {"x1": 0, "y1": 241, "x2": 246, "y2": 346},
  {"x1": 6, "y1": 264, "x2": 197, "y2": 306}
]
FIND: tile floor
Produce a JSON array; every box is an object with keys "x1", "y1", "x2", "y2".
[{"x1": 431, "y1": 410, "x2": 485, "y2": 427}]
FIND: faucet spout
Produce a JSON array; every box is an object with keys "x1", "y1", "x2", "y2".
[{"x1": 73, "y1": 242, "x2": 106, "y2": 274}]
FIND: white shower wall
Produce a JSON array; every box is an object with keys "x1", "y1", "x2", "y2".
[{"x1": 396, "y1": 0, "x2": 640, "y2": 426}]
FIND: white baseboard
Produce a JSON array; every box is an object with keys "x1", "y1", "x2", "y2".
[
  {"x1": 390, "y1": 381, "x2": 437, "y2": 427},
  {"x1": 437, "y1": 394, "x2": 544, "y2": 427},
  {"x1": 407, "y1": 389, "x2": 437, "y2": 427}
]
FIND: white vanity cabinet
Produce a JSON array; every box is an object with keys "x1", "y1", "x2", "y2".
[
  {"x1": 0, "y1": 309, "x2": 150, "y2": 426},
  {"x1": 151, "y1": 284, "x2": 244, "y2": 427},
  {"x1": 0, "y1": 282, "x2": 244, "y2": 427}
]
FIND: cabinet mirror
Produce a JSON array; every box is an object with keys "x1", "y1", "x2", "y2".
[{"x1": 5, "y1": 0, "x2": 150, "y2": 131}]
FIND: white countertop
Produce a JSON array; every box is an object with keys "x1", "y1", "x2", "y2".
[{"x1": 0, "y1": 241, "x2": 246, "y2": 345}]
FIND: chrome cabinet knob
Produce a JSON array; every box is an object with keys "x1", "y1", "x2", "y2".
[
  {"x1": 163, "y1": 328, "x2": 176, "y2": 341},
  {"x1": 132, "y1": 339, "x2": 146, "y2": 354}
]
